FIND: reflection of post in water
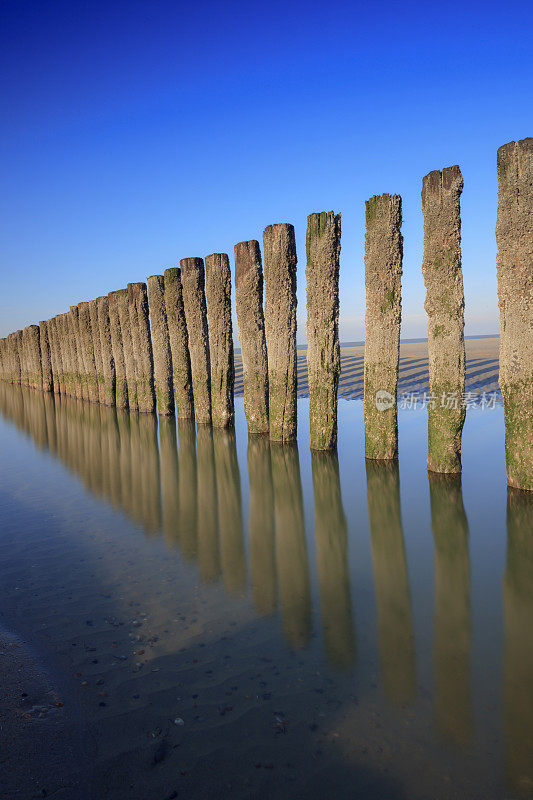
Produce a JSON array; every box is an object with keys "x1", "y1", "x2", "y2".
[
  {"x1": 504, "y1": 489, "x2": 533, "y2": 798},
  {"x1": 159, "y1": 415, "x2": 180, "y2": 549},
  {"x1": 98, "y1": 405, "x2": 114, "y2": 504},
  {"x1": 86, "y1": 403, "x2": 105, "y2": 498},
  {"x1": 196, "y1": 425, "x2": 220, "y2": 583},
  {"x1": 177, "y1": 420, "x2": 198, "y2": 560},
  {"x1": 247, "y1": 436, "x2": 277, "y2": 615},
  {"x1": 128, "y1": 413, "x2": 145, "y2": 527},
  {"x1": 271, "y1": 443, "x2": 311, "y2": 649},
  {"x1": 213, "y1": 429, "x2": 246, "y2": 594},
  {"x1": 42, "y1": 390, "x2": 57, "y2": 457},
  {"x1": 429, "y1": 472, "x2": 472, "y2": 744},
  {"x1": 366, "y1": 460, "x2": 416, "y2": 705},
  {"x1": 312, "y1": 451, "x2": 356, "y2": 670},
  {"x1": 137, "y1": 413, "x2": 162, "y2": 535},
  {"x1": 116, "y1": 409, "x2": 133, "y2": 521},
  {"x1": 103, "y1": 406, "x2": 122, "y2": 510}
]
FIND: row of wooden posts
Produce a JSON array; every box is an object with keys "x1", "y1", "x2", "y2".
[{"x1": 0, "y1": 138, "x2": 531, "y2": 490}]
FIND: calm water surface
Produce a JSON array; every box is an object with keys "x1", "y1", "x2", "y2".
[{"x1": 0, "y1": 383, "x2": 531, "y2": 799}]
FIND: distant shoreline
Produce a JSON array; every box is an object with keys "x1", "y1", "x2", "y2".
[{"x1": 234, "y1": 334, "x2": 500, "y2": 354}]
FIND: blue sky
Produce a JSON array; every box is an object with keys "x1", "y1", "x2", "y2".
[{"x1": 1, "y1": 0, "x2": 532, "y2": 341}]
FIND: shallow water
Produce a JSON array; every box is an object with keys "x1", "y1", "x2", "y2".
[{"x1": 0, "y1": 383, "x2": 531, "y2": 799}]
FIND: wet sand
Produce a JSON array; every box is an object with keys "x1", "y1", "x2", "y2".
[
  {"x1": 0, "y1": 626, "x2": 90, "y2": 799},
  {"x1": 235, "y1": 336, "x2": 500, "y2": 399}
]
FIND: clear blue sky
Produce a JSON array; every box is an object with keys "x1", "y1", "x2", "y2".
[{"x1": 1, "y1": 0, "x2": 531, "y2": 341}]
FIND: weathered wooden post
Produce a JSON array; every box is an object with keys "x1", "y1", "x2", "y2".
[
  {"x1": 180, "y1": 258, "x2": 211, "y2": 425},
  {"x1": 26, "y1": 325, "x2": 42, "y2": 390},
  {"x1": 13, "y1": 331, "x2": 23, "y2": 385},
  {"x1": 205, "y1": 253, "x2": 234, "y2": 428},
  {"x1": 108, "y1": 291, "x2": 129, "y2": 409},
  {"x1": 429, "y1": 473, "x2": 471, "y2": 744},
  {"x1": 20, "y1": 328, "x2": 29, "y2": 386},
  {"x1": 21, "y1": 327, "x2": 30, "y2": 387},
  {"x1": 68, "y1": 306, "x2": 84, "y2": 399},
  {"x1": 164, "y1": 268, "x2": 194, "y2": 419},
  {"x1": 147, "y1": 274, "x2": 174, "y2": 415},
  {"x1": 496, "y1": 138, "x2": 533, "y2": 491},
  {"x1": 128, "y1": 282, "x2": 155, "y2": 413},
  {"x1": 48, "y1": 318, "x2": 61, "y2": 395},
  {"x1": 263, "y1": 223, "x2": 297, "y2": 442},
  {"x1": 78, "y1": 302, "x2": 99, "y2": 403},
  {"x1": 306, "y1": 211, "x2": 342, "y2": 450},
  {"x1": 39, "y1": 320, "x2": 53, "y2": 392},
  {"x1": 52, "y1": 317, "x2": 66, "y2": 395},
  {"x1": 1, "y1": 338, "x2": 8, "y2": 383},
  {"x1": 422, "y1": 165, "x2": 465, "y2": 474},
  {"x1": 234, "y1": 240, "x2": 269, "y2": 434},
  {"x1": 14, "y1": 331, "x2": 22, "y2": 385},
  {"x1": 114, "y1": 289, "x2": 138, "y2": 411},
  {"x1": 88, "y1": 299, "x2": 105, "y2": 404},
  {"x1": 96, "y1": 296, "x2": 115, "y2": 406},
  {"x1": 364, "y1": 195, "x2": 403, "y2": 460},
  {"x1": 312, "y1": 450, "x2": 356, "y2": 669},
  {"x1": 4, "y1": 336, "x2": 12, "y2": 383}
]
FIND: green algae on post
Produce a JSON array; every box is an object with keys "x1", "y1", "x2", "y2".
[
  {"x1": 234, "y1": 240, "x2": 269, "y2": 435},
  {"x1": 205, "y1": 253, "x2": 234, "y2": 428},
  {"x1": 147, "y1": 274, "x2": 174, "y2": 416},
  {"x1": 263, "y1": 223, "x2": 297, "y2": 443},
  {"x1": 163, "y1": 268, "x2": 194, "y2": 420},
  {"x1": 180, "y1": 258, "x2": 212, "y2": 425},
  {"x1": 422, "y1": 166, "x2": 465, "y2": 474},
  {"x1": 306, "y1": 211, "x2": 341, "y2": 450},
  {"x1": 364, "y1": 194, "x2": 403, "y2": 460},
  {"x1": 496, "y1": 138, "x2": 533, "y2": 492}
]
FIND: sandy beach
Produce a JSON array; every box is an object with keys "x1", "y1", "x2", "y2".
[{"x1": 235, "y1": 336, "x2": 500, "y2": 399}]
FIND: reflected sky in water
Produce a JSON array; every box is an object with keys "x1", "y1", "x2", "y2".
[{"x1": 0, "y1": 383, "x2": 531, "y2": 799}]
